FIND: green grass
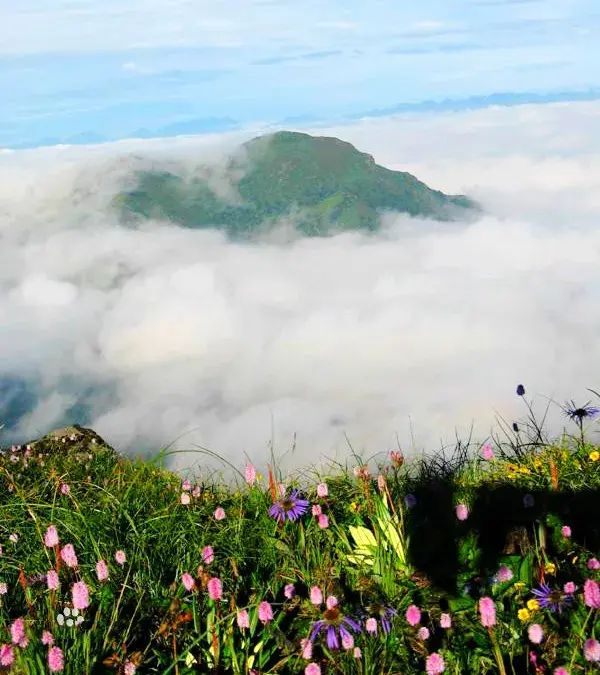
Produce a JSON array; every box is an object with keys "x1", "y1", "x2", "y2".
[{"x1": 0, "y1": 391, "x2": 599, "y2": 674}]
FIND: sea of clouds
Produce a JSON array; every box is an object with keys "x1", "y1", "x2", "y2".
[{"x1": 1, "y1": 101, "x2": 599, "y2": 478}]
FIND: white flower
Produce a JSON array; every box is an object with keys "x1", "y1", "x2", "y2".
[
  {"x1": 66, "y1": 618, "x2": 74, "y2": 627},
  {"x1": 75, "y1": 616, "x2": 84, "y2": 626},
  {"x1": 71, "y1": 608, "x2": 79, "y2": 617},
  {"x1": 63, "y1": 607, "x2": 71, "y2": 617},
  {"x1": 56, "y1": 614, "x2": 65, "y2": 626}
]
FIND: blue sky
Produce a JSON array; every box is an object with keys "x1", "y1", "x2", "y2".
[{"x1": 1, "y1": 0, "x2": 599, "y2": 149}]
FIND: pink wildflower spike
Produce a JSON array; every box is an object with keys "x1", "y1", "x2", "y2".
[
  {"x1": 584, "y1": 579, "x2": 600, "y2": 608},
  {"x1": 456, "y1": 504, "x2": 469, "y2": 521},
  {"x1": 418, "y1": 626, "x2": 430, "y2": 640},
  {"x1": 123, "y1": 661, "x2": 137, "y2": 675},
  {"x1": 207, "y1": 577, "x2": 223, "y2": 601},
  {"x1": 561, "y1": 525, "x2": 571, "y2": 538},
  {"x1": 72, "y1": 580, "x2": 90, "y2": 610},
  {"x1": 258, "y1": 600, "x2": 273, "y2": 623},
  {"x1": 10, "y1": 618, "x2": 25, "y2": 644},
  {"x1": 46, "y1": 570, "x2": 59, "y2": 591},
  {"x1": 0, "y1": 583, "x2": 7, "y2": 595},
  {"x1": 48, "y1": 646, "x2": 64, "y2": 672},
  {"x1": 587, "y1": 557, "x2": 600, "y2": 570},
  {"x1": 325, "y1": 596, "x2": 338, "y2": 610},
  {"x1": 300, "y1": 637, "x2": 312, "y2": 659},
  {"x1": 366, "y1": 617, "x2": 377, "y2": 634},
  {"x1": 440, "y1": 613, "x2": 452, "y2": 628},
  {"x1": 584, "y1": 638, "x2": 600, "y2": 662},
  {"x1": 202, "y1": 546, "x2": 214, "y2": 565},
  {"x1": 564, "y1": 581, "x2": 577, "y2": 594},
  {"x1": 284, "y1": 583, "x2": 296, "y2": 599},
  {"x1": 304, "y1": 664, "x2": 321, "y2": 675},
  {"x1": 192, "y1": 486, "x2": 201, "y2": 497},
  {"x1": 182, "y1": 479, "x2": 191, "y2": 491},
  {"x1": 236, "y1": 609, "x2": 250, "y2": 629},
  {"x1": 60, "y1": 544, "x2": 78, "y2": 568},
  {"x1": 482, "y1": 444, "x2": 495, "y2": 460},
  {"x1": 180, "y1": 492, "x2": 191, "y2": 505},
  {"x1": 553, "y1": 668, "x2": 570, "y2": 675},
  {"x1": 245, "y1": 462, "x2": 257, "y2": 485},
  {"x1": 426, "y1": 652, "x2": 446, "y2": 675},
  {"x1": 42, "y1": 631, "x2": 54, "y2": 646},
  {"x1": 312, "y1": 504, "x2": 322, "y2": 517},
  {"x1": 181, "y1": 573, "x2": 195, "y2": 592},
  {"x1": 44, "y1": 526, "x2": 59, "y2": 548},
  {"x1": 342, "y1": 633, "x2": 354, "y2": 650},
  {"x1": 479, "y1": 597, "x2": 496, "y2": 627},
  {"x1": 60, "y1": 483, "x2": 70, "y2": 495},
  {"x1": 528, "y1": 623, "x2": 544, "y2": 644},
  {"x1": 310, "y1": 586, "x2": 323, "y2": 605},
  {"x1": 214, "y1": 507, "x2": 226, "y2": 521},
  {"x1": 0, "y1": 644, "x2": 14, "y2": 668},
  {"x1": 317, "y1": 514, "x2": 329, "y2": 529},
  {"x1": 316, "y1": 482, "x2": 328, "y2": 498},
  {"x1": 405, "y1": 604, "x2": 421, "y2": 626},
  {"x1": 96, "y1": 560, "x2": 109, "y2": 582},
  {"x1": 115, "y1": 550, "x2": 126, "y2": 565}
]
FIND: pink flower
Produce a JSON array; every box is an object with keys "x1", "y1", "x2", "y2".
[
  {"x1": 304, "y1": 664, "x2": 321, "y2": 675},
  {"x1": 48, "y1": 646, "x2": 64, "y2": 672},
  {"x1": 0, "y1": 583, "x2": 7, "y2": 595},
  {"x1": 588, "y1": 558, "x2": 600, "y2": 570},
  {"x1": 584, "y1": 579, "x2": 600, "y2": 609},
  {"x1": 316, "y1": 482, "x2": 328, "y2": 498},
  {"x1": 18, "y1": 636, "x2": 29, "y2": 649},
  {"x1": 214, "y1": 507, "x2": 226, "y2": 521},
  {"x1": 426, "y1": 652, "x2": 446, "y2": 675},
  {"x1": 317, "y1": 514, "x2": 329, "y2": 529},
  {"x1": 115, "y1": 550, "x2": 126, "y2": 565},
  {"x1": 326, "y1": 596, "x2": 338, "y2": 610},
  {"x1": 418, "y1": 626, "x2": 430, "y2": 640},
  {"x1": 10, "y1": 618, "x2": 25, "y2": 644},
  {"x1": 123, "y1": 661, "x2": 137, "y2": 675},
  {"x1": 300, "y1": 637, "x2": 312, "y2": 659},
  {"x1": 192, "y1": 486, "x2": 201, "y2": 497},
  {"x1": 561, "y1": 525, "x2": 571, "y2": 538},
  {"x1": 44, "y1": 526, "x2": 59, "y2": 548},
  {"x1": 96, "y1": 560, "x2": 109, "y2": 581},
  {"x1": 342, "y1": 633, "x2": 354, "y2": 650},
  {"x1": 310, "y1": 586, "x2": 323, "y2": 605},
  {"x1": 584, "y1": 638, "x2": 600, "y2": 662},
  {"x1": 0, "y1": 644, "x2": 14, "y2": 667},
  {"x1": 312, "y1": 504, "x2": 322, "y2": 517},
  {"x1": 245, "y1": 462, "x2": 257, "y2": 485},
  {"x1": 353, "y1": 646, "x2": 362, "y2": 659},
  {"x1": 60, "y1": 483, "x2": 70, "y2": 495},
  {"x1": 495, "y1": 566, "x2": 513, "y2": 583},
  {"x1": 60, "y1": 543, "x2": 78, "y2": 568},
  {"x1": 207, "y1": 577, "x2": 223, "y2": 601},
  {"x1": 553, "y1": 668, "x2": 570, "y2": 675},
  {"x1": 237, "y1": 609, "x2": 250, "y2": 629},
  {"x1": 284, "y1": 583, "x2": 296, "y2": 599},
  {"x1": 482, "y1": 444, "x2": 495, "y2": 460},
  {"x1": 46, "y1": 570, "x2": 59, "y2": 591},
  {"x1": 528, "y1": 623, "x2": 544, "y2": 644},
  {"x1": 180, "y1": 492, "x2": 190, "y2": 505},
  {"x1": 405, "y1": 604, "x2": 421, "y2": 626},
  {"x1": 181, "y1": 573, "x2": 195, "y2": 592},
  {"x1": 365, "y1": 617, "x2": 377, "y2": 634},
  {"x1": 42, "y1": 631, "x2": 54, "y2": 646},
  {"x1": 202, "y1": 546, "x2": 214, "y2": 565},
  {"x1": 564, "y1": 582, "x2": 577, "y2": 594},
  {"x1": 479, "y1": 597, "x2": 496, "y2": 627},
  {"x1": 72, "y1": 581, "x2": 90, "y2": 610},
  {"x1": 258, "y1": 601, "x2": 273, "y2": 623},
  {"x1": 440, "y1": 613, "x2": 452, "y2": 628},
  {"x1": 182, "y1": 479, "x2": 191, "y2": 491},
  {"x1": 456, "y1": 504, "x2": 469, "y2": 521}
]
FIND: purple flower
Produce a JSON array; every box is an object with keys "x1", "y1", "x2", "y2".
[
  {"x1": 404, "y1": 493, "x2": 417, "y2": 508},
  {"x1": 365, "y1": 603, "x2": 397, "y2": 635},
  {"x1": 495, "y1": 566, "x2": 514, "y2": 583},
  {"x1": 531, "y1": 583, "x2": 573, "y2": 614},
  {"x1": 284, "y1": 583, "x2": 296, "y2": 599},
  {"x1": 268, "y1": 490, "x2": 310, "y2": 523},
  {"x1": 309, "y1": 606, "x2": 361, "y2": 651},
  {"x1": 564, "y1": 403, "x2": 600, "y2": 422}
]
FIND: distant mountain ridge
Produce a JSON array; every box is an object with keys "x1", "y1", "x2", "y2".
[{"x1": 114, "y1": 130, "x2": 480, "y2": 236}]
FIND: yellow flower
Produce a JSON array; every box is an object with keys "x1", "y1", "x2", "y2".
[
  {"x1": 589, "y1": 451, "x2": 600, "y2": 462},
  {"x1": 256, "y1": 473, "x2": 263, "y2": 481},
  {"x1": 545, "y1": 562, "x2": 556, "y2": 575},
  {"x1": 518, "y1": 608, "x2": 530, "y2": 622},
  {"x1": 519, "y1": 467, "x2": 531, "y2": 474},
  {"x1": 527, "y1": 599, "x2": 539, "y2": 611},
  {"x1": 513, "y1": 582, "x2": 526, "y2": 591},
  {"x1": 349, "y1": 501, "x2": 360, "y2": 513}
]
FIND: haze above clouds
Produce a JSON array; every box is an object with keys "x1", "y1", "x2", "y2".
[{"x1": 1, "y1": 101, "x2": 600, "y2": 478}]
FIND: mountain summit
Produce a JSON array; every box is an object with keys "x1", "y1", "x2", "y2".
[{"x1": 115, "y1": 130, "x2": 480, "y2": 236}]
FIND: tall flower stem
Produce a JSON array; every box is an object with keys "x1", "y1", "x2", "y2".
[
  {"x1": 568, "y1": 607, "x2": 595, "y2": 672},
  {"x1": 488, "y1": 627, "x2": 508, "y2": 675}
]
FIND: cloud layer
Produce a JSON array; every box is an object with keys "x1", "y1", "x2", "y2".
[{"x1": 1, "y1": 101, "x2": 599, "y2": 477}]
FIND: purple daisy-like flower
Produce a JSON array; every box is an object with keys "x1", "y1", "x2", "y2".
[
  {"x1": 365, "y1": 603, "x2": 397, "y2": 635},
  {"x1": 268, "y1": 490, "x2": 310, "y2": 523},
  {"x1": 531, "y1": 583, "x2": 573, "y2": 614},
  {"x1": 563, "y1": 401, "x2": 600, "y2": 422},
  {"x1": 309, "y1": 606, "x2": 361, "y2": 651}
]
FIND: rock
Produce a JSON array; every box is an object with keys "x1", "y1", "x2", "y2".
[{"x1": 10, "y1": 424, "x2": 121, "y2": 461}]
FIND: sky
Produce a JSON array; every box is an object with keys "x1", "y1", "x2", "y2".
[
  {"x1": 1, "y1": 100, "x2": 600, "y2": 478},
  {"x1": 1, "y1": 0, "x2": 600, "y2": 149}
]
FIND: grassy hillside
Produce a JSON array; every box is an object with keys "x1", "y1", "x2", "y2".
[
  {"x1": 115, "y1": 131, "x2": 480, "y2": 237},
  {"x1": 0, "y1": 389, "x2": 599, "y2": 673}
]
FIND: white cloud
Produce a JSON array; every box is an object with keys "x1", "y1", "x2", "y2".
[{"x1": 1, "y1": 101, "x2": 600, "y2": 480}]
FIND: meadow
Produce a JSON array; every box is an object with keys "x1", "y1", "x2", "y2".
[{"x1": 0, "y1": 386, "x2": 599, "y2": 674}]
